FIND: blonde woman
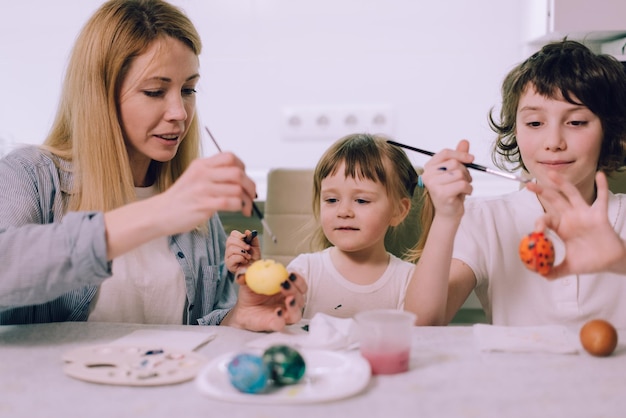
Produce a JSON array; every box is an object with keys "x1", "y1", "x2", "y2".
[{"x1": 0, "y1": 0, "x2": 304, "y2": 330}]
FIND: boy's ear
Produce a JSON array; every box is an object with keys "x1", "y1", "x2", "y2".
[{"x1": 390, "y1": 197, "x2": 411, "y2": 227}]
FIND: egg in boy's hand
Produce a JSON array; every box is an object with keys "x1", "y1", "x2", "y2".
[
  {"x1": 245, "y1": 259, "x2": 289, "y2": 295},
  {"x1": 519, "y1": 232, "x2": 555, "y2": 275}
]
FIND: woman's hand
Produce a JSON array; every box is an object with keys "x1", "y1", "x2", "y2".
[
  {"x1": 221, "y1": 270, "x2": 308, "y2": 332},
  {"x1": 421, "y1": 139, "x2": 474, "y2": 220},
  {"x1": 528, "y1": 171, "x2": 626, "y2": 278},
  {"x1": 225, "y1": 229, "x2": 261, "y2": 273},
  {"x1": 105, "y1": 152, "x2": 258, "y2": 260},
  {"x1": 156, "y1": 152, "x2": 257, "y2": 236}
]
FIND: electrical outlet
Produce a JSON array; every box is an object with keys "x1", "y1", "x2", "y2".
[{"x1": 281, "y1": 105, "x2": 394, "y2": 141}]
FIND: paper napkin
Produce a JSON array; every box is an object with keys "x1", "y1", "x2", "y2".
[
  {"x1": 247, "y1": 313, "x2": 359, "y2": 351},
  {"x1": 473, "y1": 323, "x2": 579, "y2": 354},
  {"x1": 111, "y1": 329, "x2": 217, "y2": 351}
]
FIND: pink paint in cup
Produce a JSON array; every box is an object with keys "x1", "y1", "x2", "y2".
[{"x1": 355, "y1": 309, "x2": 416, "y2": 375}]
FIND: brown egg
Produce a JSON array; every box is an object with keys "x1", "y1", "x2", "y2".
[{"x1": 579, "y1": 319, "x2": 618, "y2": 357}]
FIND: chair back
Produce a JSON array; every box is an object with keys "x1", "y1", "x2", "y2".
[
  {"x1": 607, "y1": 170, "x2": 626, "y2": 194},
  {"x1": 261, "y1": 169, "x2": 317, "y2": 266}
]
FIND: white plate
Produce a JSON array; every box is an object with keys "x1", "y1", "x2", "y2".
[{"x1": 195, "y1": 349, "x2": 371, "y2": 404}]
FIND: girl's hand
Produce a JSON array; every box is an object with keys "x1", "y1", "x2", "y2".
[
  {"x1": 421, "y1": 139, "x2": 474, "y2": 220},
  {"x1": 225, "y1": 229, "x2": 261, "y2": 273},
  {"x1": 528, "y1": 171, "x2": 626, "y2": 278},
  {"x1": 222, "y1": 270, "x2": 308, "y2": 332}
]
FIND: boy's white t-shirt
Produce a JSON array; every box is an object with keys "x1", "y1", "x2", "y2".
[
  {"x1": 453, "y1": 187, "x2": 626, "y2": 328},
  {"x1": 288, "y1": 247, "x2": 414, "y2": 320},
  {"x1": 88, "y1": 185, "x2": 186, "y2": 324}
]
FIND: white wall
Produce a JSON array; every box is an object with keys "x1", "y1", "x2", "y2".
[{"x1": 0, "y1": 0, "x2": 544, "y2": 198}]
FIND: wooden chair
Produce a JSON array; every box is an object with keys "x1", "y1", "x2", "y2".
[
  {"x1": 261, "y1": 168, "x2": 317, "y2": 266},
  {"x1": 607, "y1": 169, "x2": 626, "y2": 194}
]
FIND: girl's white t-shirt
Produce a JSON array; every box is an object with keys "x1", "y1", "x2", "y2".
[{"x1": 288, "y1": 247, "x2": 414, "y2": 320}]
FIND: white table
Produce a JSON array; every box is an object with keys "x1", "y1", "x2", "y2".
[{"x1": 1, "y1": 322, "x2": 624, "y2": 418}]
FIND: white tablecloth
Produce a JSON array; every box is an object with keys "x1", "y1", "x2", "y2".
[{"x1": 1, "y1": 322, "x2": 624, "y2": 418}]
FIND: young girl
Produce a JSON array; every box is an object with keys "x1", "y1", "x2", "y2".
[
  {"x1": 0, "y1": 0, "x2": 304, "y2": 331},
  {"x1": 430, "y1": 39, "x2": 626, "y2": 327},
  {"x1": 227, "y1": 133, "x2": 474, "y2": 325}
]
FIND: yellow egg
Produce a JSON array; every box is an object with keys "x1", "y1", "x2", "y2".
[{"x1": 245, "y1": 259, "x2": 288, "y2": 295}]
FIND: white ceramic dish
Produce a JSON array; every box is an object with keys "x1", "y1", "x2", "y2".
[{"x1": 195, "y1": 349, "x2": 371, "y2": 404}]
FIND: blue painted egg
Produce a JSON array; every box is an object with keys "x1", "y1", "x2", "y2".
[
  {"x1": 262, "y1": 345, "x2": 306, "y2": 385},
  {"x1": 226, "y1": 353, "x2": 269, "y2": 394}
]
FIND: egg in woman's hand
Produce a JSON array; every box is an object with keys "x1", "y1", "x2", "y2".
[
  {"x1": 245, "y1": 259, "x2": 288, "y2": 295},
  {"x1": 579, "y1": 319, "x2": 618, "y2": 357}
]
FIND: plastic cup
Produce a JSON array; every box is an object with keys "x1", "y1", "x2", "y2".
[{"x1": 355, "y1": 309, "x2": 416, "y2": 375}]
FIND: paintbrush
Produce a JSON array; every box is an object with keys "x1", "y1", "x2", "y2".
[
  {"x1": 387, "y1": 140, "x2": 531, "y2": 184},
  {"x1": 204, "y1": 127, "x2": 278, "y2": 243}
]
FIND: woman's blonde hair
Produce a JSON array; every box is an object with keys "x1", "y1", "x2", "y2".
[
  {"x1": 43, "y1": 0, "x2": 202, "y2": 212},
  {"x1": 310, "y1": 133, "x2": 428, "y2": 261}
]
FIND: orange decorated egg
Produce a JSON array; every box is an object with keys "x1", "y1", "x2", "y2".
[{"x1": 519, "y1": 232, "x2": 555, "y2": 275}]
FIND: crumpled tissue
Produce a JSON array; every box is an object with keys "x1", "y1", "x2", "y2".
[{"x1": 247, "y1": 313, "x2": 359, "y2": 351}]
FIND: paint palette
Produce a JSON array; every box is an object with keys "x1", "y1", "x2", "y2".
[{"x1": 63, "y1": 345, "x2": 206, "y2": 386}]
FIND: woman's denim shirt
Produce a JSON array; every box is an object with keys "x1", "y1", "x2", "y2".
[{"x1": 0, "y1": 146, "x2": 236, "y2": 325}]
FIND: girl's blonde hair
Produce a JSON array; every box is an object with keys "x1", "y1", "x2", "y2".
[
  {"x1": 310, "y1": 133, "x2": 429, "y2": 261},
  {"x1": 43, "y1": 0, "x2": 202, "y2": 212}
]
